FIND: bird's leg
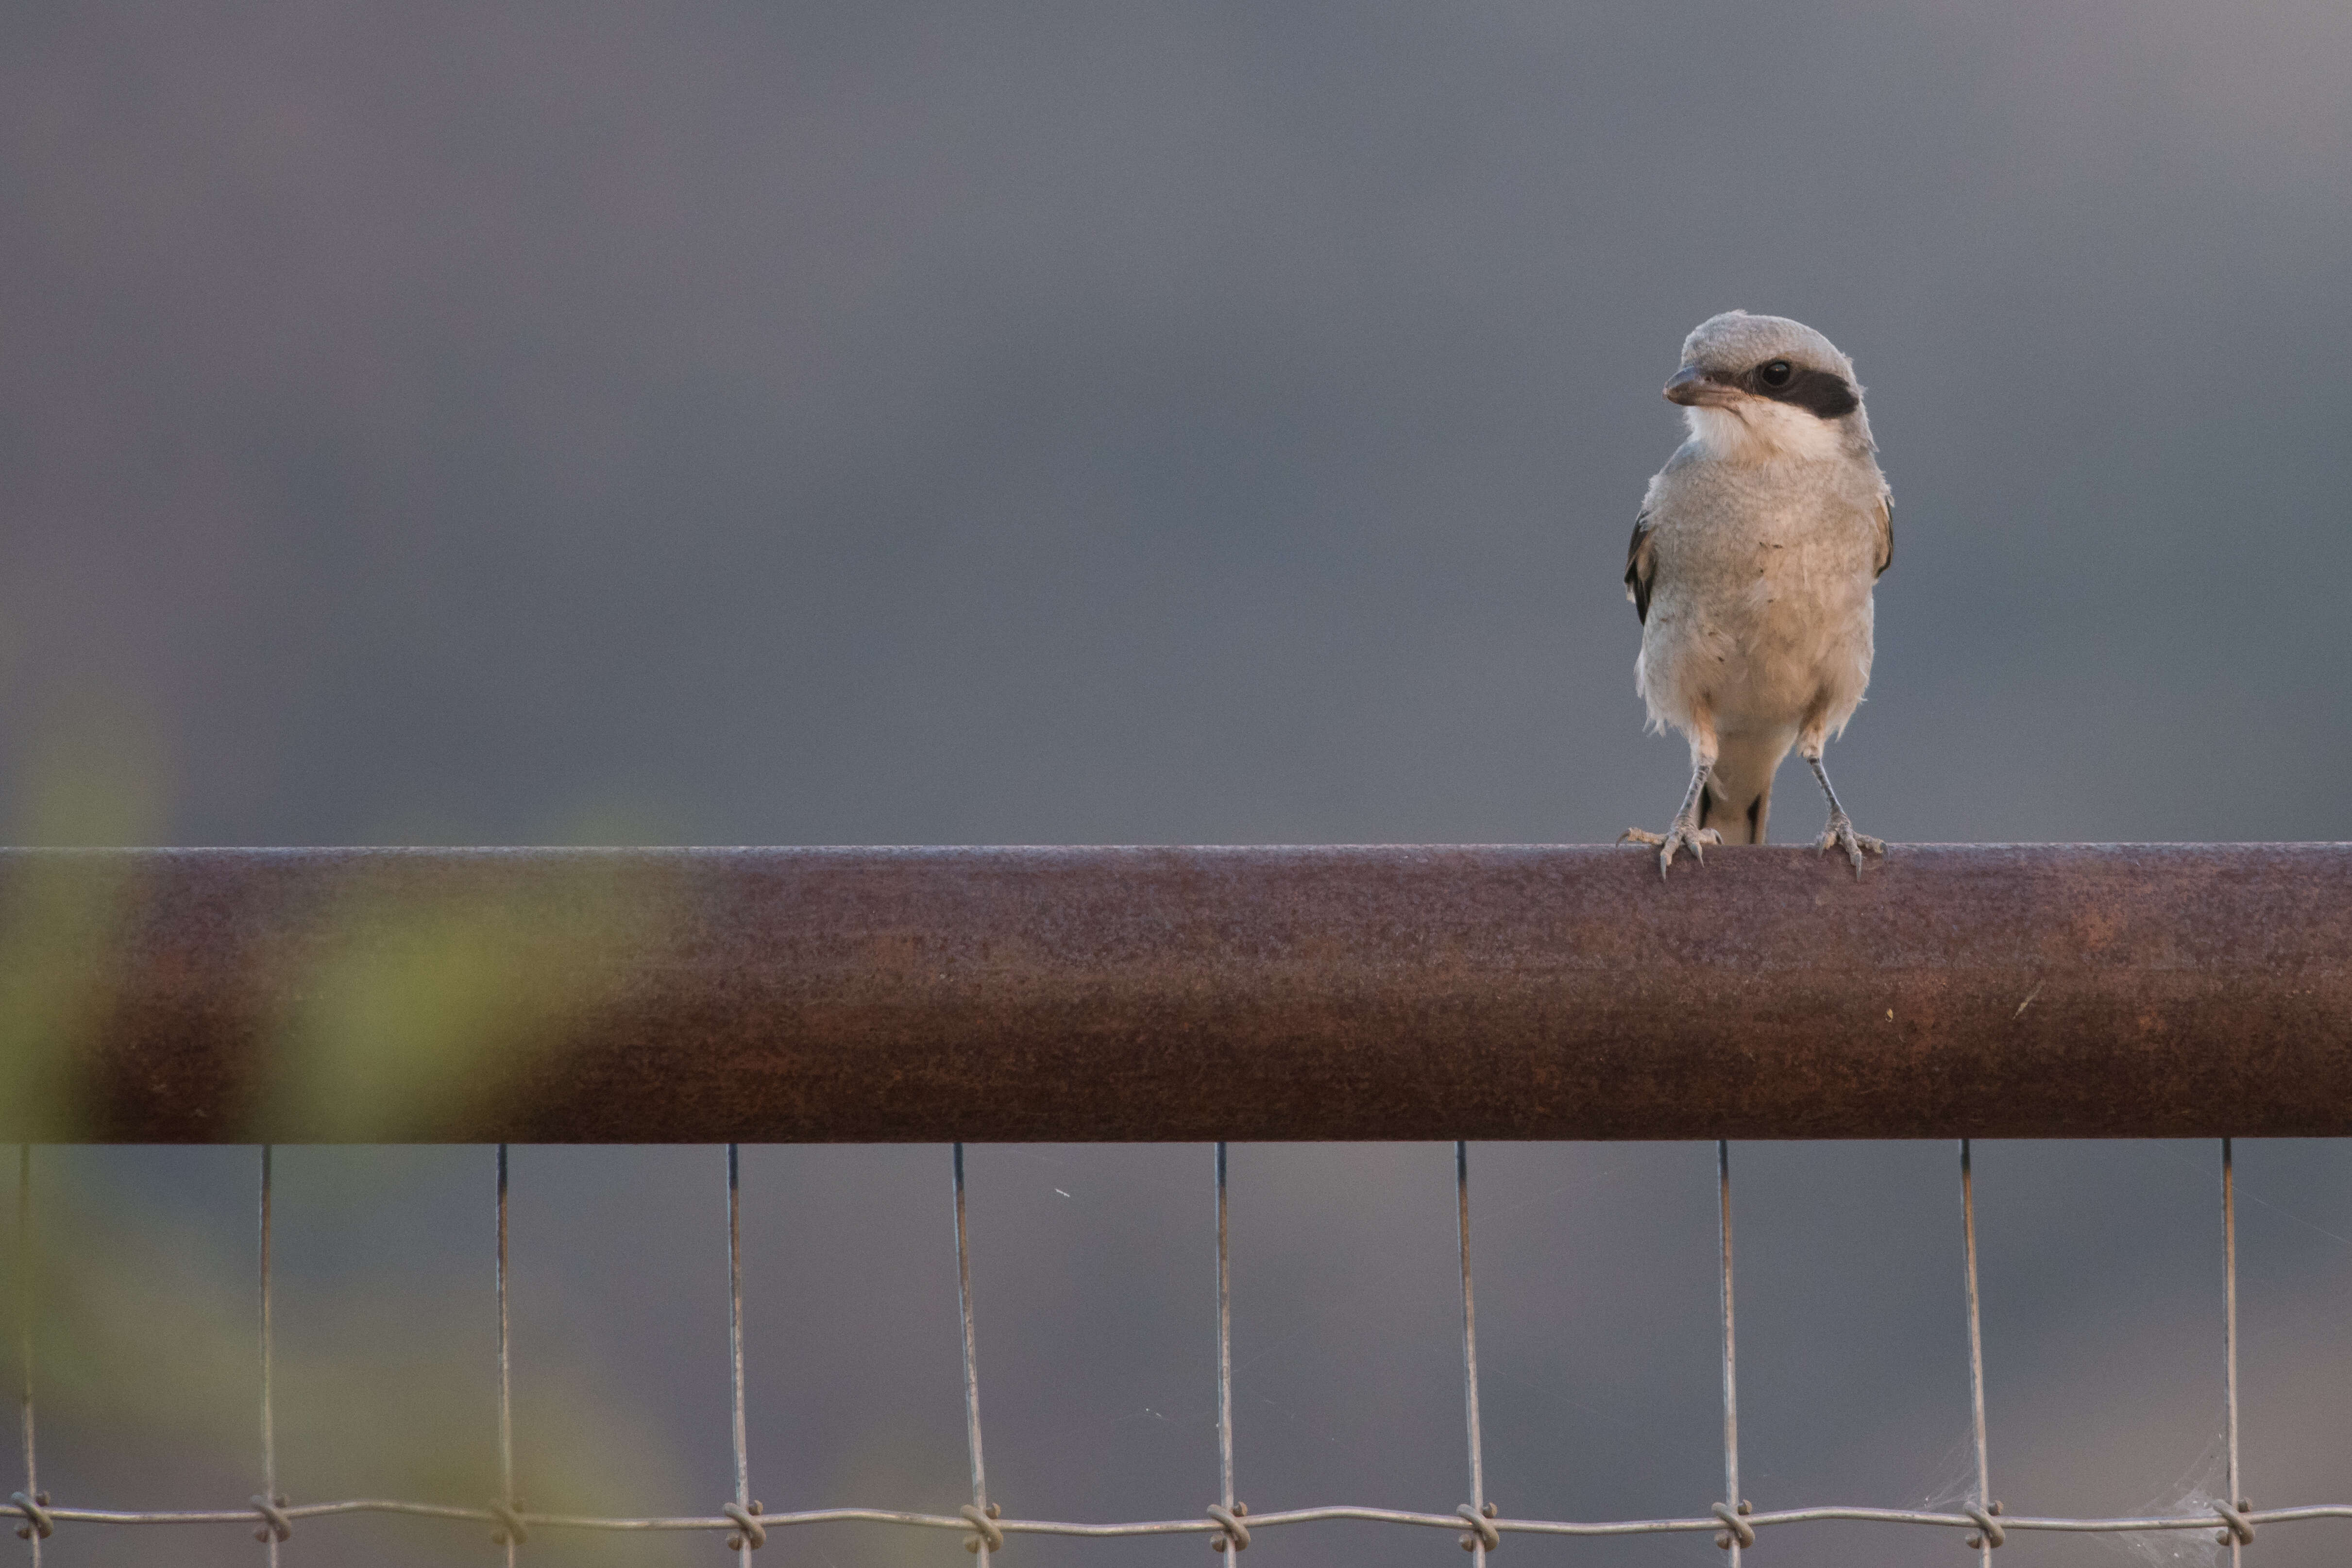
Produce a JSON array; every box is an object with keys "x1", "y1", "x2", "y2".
[
  {"x1": 1620, "y1": 760, "x2": 1723, "y2": 879},
  {"x1": 1804, "y1": 751, "x2": 1885, "y2": 877}
]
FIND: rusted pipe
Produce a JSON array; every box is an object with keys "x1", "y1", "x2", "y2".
[{"x1": 1, "y1": 844, "x2": 2349, "y2": 1143}]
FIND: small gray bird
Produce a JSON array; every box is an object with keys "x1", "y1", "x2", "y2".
[{"x1": 1620, "y1": 311, "x2": 1893, "y2": 877}]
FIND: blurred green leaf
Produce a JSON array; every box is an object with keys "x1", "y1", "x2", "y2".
[{"x1": 267, "y1": 858, "x2": 668, "y2": 1141}]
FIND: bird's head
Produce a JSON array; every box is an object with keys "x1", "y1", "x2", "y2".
[{"x1": 1664, "y1": 311, "x2": 1869, "y2": 460}]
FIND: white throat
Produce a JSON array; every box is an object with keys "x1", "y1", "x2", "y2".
[{"x1": 1684, "y1": 399, "x2": 1851, "y2": 465}]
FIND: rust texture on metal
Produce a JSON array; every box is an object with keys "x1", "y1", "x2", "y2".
[{"x1": 3, "y1": 844, "x2": 2349, "y2": 1143}]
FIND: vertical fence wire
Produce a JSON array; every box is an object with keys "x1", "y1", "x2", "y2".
[
  {"x1": 1716, "y1": 1141, "x2": 1744, "y2": 1566},
  {"x1": 0, "y1": 1139, "x2": 2307, "y2": 1558},
  {"x1": 727, "y1": 1145, "x2": 755, "y2": 1562},
  {"x1": 13, "y1": 1147, "x2": 36, "y2": 1568},
  {"x1": 2221, "y1": 1138, "x2": 2244, "y2": 1568},
  {"x1": 1960, "y1": 1140, "x2": 1995, "y2": 1566},
  {"x1": 258, "y1": 1147, "x2": 281, "y2": 1567},
  {"x1": 952, "y1": 1144, "x2": 998, "y2": 1563},
  {"x1": 1455, "y1": 1142, "x2": 1494, "y2": 1565},
  {"x1": 1215, "y1": 1144, "x2": 1235, "y2": 1518},
  {"x1": 496, "y1": 1145, "x2": 517, "y2": 1568}
]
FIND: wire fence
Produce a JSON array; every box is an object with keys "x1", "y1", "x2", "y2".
[{"x1": 4, "y1": 1138, "x2": 2325, "y2": 1561}]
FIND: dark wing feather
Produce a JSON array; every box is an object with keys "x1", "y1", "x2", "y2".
[
  {"x1": 1625, "y1": 511, "x2": 1655, "y2": 623},
  {"x1": 1875, "y1": 497, "x2": 1894, "y2": 578}
]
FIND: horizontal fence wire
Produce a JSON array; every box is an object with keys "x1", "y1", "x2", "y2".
[{"x1": 2, "y1": 1140, "x2": 2327, "y2": 1555}]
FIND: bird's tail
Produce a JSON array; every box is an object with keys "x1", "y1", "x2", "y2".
[{"x1": 1698, "y1": 737, "x2": 1788, "y2": 845}]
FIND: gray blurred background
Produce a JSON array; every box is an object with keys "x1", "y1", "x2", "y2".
[{"x1": 6, "y1": 1, "x2": 2352, "y2": 1564}]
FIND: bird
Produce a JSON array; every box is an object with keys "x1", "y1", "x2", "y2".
[{"x1": 1618, "y1": 310, "x2": 1893, "y2": 878}]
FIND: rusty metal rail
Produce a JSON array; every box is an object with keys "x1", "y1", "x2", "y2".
[{"x1": 3, "y1": 843, "x2": 2350, "y2": 1143}]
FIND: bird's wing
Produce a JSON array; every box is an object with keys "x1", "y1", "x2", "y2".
[
  {"x1": 1625, "y1": 510, "x2": 1656, "y2": 623},
  {"x1": 1874, "y1": 496, "x2": 1894, "y2": 578}
]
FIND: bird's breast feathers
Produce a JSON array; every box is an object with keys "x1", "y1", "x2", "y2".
[{"x1": 1632, "y1": 456, "x2": 1886, "y2": 737}]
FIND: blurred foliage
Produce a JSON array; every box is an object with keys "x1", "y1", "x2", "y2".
[
  {"x1": 1, "y1": 1153, "x2": 705, "y2": 1566},
  {"x1": 0, "y1": 714, "x2": 757, "y2": 1561},
  {"x1": 0, "y1": 713, "x2": 958, "y2": 1562},
  {"x1": 0, "y1": 706, "x2": 682, "y2": 1143},
  {"x1": 262, "y1": 857, "x2": 670, "y2": 1142},
  {"x1": 0, "y1": 704, "x2": 164, "y2": 1139}
]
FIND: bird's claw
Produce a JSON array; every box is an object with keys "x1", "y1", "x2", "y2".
[
  {"x1": 1621, "y1": 822, "x2": 1721, "y2": 879},
  {"x1": 1816, "y1": 813, "x2": 1886, "y2": 878}
]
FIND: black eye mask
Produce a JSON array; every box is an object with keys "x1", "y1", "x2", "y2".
[{"x1": 1738, "y1": 359, "x2": 1859, "y2": 420}]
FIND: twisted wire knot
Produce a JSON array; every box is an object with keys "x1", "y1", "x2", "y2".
[
  {"x1": 489, "y1": 1499, "x2": 529, "y2": 1547},
  {"x1": 1207, "y1": 1502, "x2": 1250, "y2": 1551},
  {"x1": 2214, "y1": 1500, "x2": 2255, "y2": 1547},
  {"x1": 9, "y1": 1491, "x2": 51, "y2": 1541},
  {"x1": 961, "y1": 1502, "x2": 1004, "y2": 1553},
  {"x1": 1963, "y1": 1502, "x2": 2005, "y2": 1549},
  {"x1": 1458, "y1": 1502, "x2": 1500, "y2": 1552},
  {"x1": 723, "y1": 1500, "x2": 765, "y2": 1550},
  {"x1": 251, "y1": 1493, "x2": 294, "y2": 1544},
  {"x1": 1712, "y1": 1501, "x2": 1755, "y2": 1550}
]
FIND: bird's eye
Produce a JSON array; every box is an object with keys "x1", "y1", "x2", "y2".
[{"x1": 1759, "y1": 360, "x2": 1794, "y2": 388}]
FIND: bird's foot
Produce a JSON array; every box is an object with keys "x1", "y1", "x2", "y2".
[
  {"x1": 1815, "y1": 813, "x2": 1887, "y2": 878},
  {"x1": 1620, "y1": 821, "x2": 1722, "y2": 879}
]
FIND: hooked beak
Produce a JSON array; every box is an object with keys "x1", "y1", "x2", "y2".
[{"x1": 1663, "y1": 365, "x2": 1739, "y2": 407}]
